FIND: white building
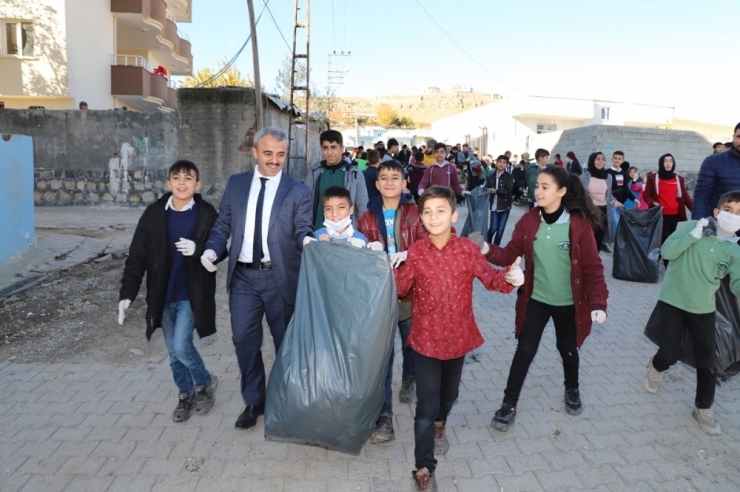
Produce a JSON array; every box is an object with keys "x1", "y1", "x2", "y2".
[
  {"x1": 341, "y1": 127, "x2": 433, "y2": 149},
  {"x1": 431, "y1": 95, "x2": 675, "y2": 157},
  {"x1": 0, "y1": 0, "x2": 193, "y2": 112}
]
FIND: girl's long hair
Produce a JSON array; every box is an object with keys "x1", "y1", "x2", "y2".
[{"x1": 539, "y1": 166, "x2": 604, "y2": 230}]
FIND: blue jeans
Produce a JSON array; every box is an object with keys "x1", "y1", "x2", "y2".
[
  {"x1": 161, "y1": 300, "x2": 212, "y2": 395},
  {"x1": 487, "y1": 209, "x2": 511, "y2": 246},
  {"x1": 381, "y1": 317, "x2": 414, "y2": 418}
]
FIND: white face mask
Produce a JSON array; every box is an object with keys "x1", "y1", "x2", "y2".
[
  {"x1": 323, "y1": 216, "x2": 352, "y2": 235},
  {"x1": 716, "y1": 211, "x2": 740, "y2": 236}
]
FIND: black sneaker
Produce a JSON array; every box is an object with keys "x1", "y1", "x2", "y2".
[
  {"x1": 369, "y1": 416, "x2": 395, "y2": 443},
  {"x1": 399, "y1": 375, "x2": 415, "y2": 403},
  {"x1": 490, "y1": 402, "x2": 516, "y2": 432},
  {"x1": 172, "y1": 393, "x2": 195, "y2": 422},
  {"x1": 564, "y1": 388, "x2": 582, "y2": 416},
  {"x1": 194, "y1": 374, "x2": 219, "y2": 415}
]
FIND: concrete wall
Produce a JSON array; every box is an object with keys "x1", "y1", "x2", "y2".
[
  {"x1": 535, "y1": 125, "x2": 728, "y2": 176},
  {"x1": 0, "y1": 109, "x2": 178, "y2": 205},
  {"x1": 178, "y1": 88, "x2": 326, "y2": 198},
  {"x1": 0, "y1": 134, "x2": 35, "y2": 262}
]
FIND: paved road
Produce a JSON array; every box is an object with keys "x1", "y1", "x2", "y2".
[{"x1": 1, "y1": 205, "x2": 739, "y2": 491}]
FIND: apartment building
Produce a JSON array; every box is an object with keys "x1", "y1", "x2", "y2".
[{"x1": 0, "y1": 0, "x2": 193, "y2": 112}]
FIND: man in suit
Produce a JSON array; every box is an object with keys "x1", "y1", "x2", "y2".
[{"x1": 201, "y1": 126, "x2": 313, "y2": 429}]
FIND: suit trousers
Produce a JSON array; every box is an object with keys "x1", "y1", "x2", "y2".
[{"x1": 229, "y1": 264, "x2": 294, "y2": 406}]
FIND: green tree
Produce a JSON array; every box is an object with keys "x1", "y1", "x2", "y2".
[
  {"x1": 376, "y1": 104, "x2": 399, "y2": 128},
  {"x1": 398, "y1": 116, "x2": 414, "y2": 128},
  {"x1": 181, "y1": 59, "x2": 253, "y2": 88}
]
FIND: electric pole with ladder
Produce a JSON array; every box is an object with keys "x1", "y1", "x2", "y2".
[{"x1": 287, "y1": 0, "x2": 310, "y2": 179}]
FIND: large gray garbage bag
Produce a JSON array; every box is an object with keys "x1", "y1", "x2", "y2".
[
  {"x1": 461, "y1": 185, "x2": 490, "y2": 237},
  {"x1": 264, "y1": 241, "x2": 398, "y2": 455}
]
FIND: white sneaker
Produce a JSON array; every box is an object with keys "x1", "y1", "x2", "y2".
[
  {"x1": 643, "y1": 358, "x2": 665, "y2": 394},
  {"x1": 692, "y1": 406, "x2": 721, "y2": 436}
]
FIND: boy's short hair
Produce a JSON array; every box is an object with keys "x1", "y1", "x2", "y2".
[
  {"x1": 534, "y1": 148, "x2": 550, "y2": 160},
  {"x1": 613, "y1": 150, "x2": 625, "y2": 157},
  {"x1": 433, "y1": 142, "x2": 447, "y2": 152},
  {"x1": 168, "y1": 160, "x2": 199, "y2": 181},
  {"x1": 418, "y1": 186, "x2": 456, "y2": 212},
  {"x1": 713, "y1": 142, "x2": 724, "y2": 150},
  {"x1": 496, "y1": 155, "x2": 508, "y2": 162},
  {"x1": 717, "y1": 191, "x2": 740, "y2": 208},
  {"x1": 725, "y1": 142, "x2": 733, "y2": 148},
  {"x1": 320, "y1": 129, "x2": 343, "y2": 146},
  {"x1": 377, "y1": 160, "x2": 406, "y2": 179},
  {"x1": 387, "y1": 138, "x2": 399, "y2": 148},
  {"x1": 322, "y1": 185, "x2": 352, "y2": 206},
  {"x1": 734, "y1": 122, "x2": 740, "y2": 133},
  {"x1": 367, "y1": 149, "x2": 381, "y2": 164},
  {"x1": 414, "y1": 151, "x2": 424, "y2": 162}
]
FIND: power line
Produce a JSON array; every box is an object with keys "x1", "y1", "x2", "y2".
[
  {"x1": 411, "y1": 0, "x2": 521, "y2": 94},
  {"x1": 262, "y1": 0, "x2": 292, "y2": 52}
]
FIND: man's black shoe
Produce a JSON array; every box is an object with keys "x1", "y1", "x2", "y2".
[{"x1": 235, "y1": 404, "x2": 265, "y2": 429}]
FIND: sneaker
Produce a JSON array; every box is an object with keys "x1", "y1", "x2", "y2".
[
  {"x1": 194, "y1": 374, "x2": 219, "y2": 415},
  {"x1": 399, "y1": 375, "x2": 415, "y2": 403},
  {"x1": 692, "y1": 406, "x2": 721, "y2": 436},
  {"x1": 412, "y1": 467, "x2": 438, "y2": 492},
  {"x1": 643, "y1": 358, "x2": 665, "y2": 394},
  {"x1": 369, "y1": 416, "x2": 395, "y2": 444},
  {"x1": 490, "y1": 402, "x2": 516, "y2": 432},
  {"x1": 172, "y1": 393, "x2": 195, "y2": 423},
  {"x1": 564, "y1": 388, "x2": 583, "y2": 416},
  {"x1": 433, "y1": 420, "x2": 449, "y2": 455}
]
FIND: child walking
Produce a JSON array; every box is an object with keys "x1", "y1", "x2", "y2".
[
  {"x1": 643, "y1": 191, "x2": 740, "y2": 436},
  {"x1": 393, "y1": 186, "x2": 521, "y2": 491},
  {"x1": 119, "y1": 160, "x2": 220, "y2": 422},
  {"x1": 472, "y1": 166, "x2": 608, "y2": 431},
  {"x1": 312, "y1": 185, "x2": 368, "y2": 246}
]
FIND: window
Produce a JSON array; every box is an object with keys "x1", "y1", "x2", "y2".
[
  {"x1": 2, "y1": 21, "x2": 34, "y2": 57},
  {"x1": 601, "y1": 107, "x2": 610, "y2": 120},
  {"x1": 536, "y1": 123, "x2": 557, "y2": 134}
]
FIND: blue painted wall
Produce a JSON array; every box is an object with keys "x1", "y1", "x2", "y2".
[{"x1": 0, "y1": 134, "x2": 35, "y2": 263}]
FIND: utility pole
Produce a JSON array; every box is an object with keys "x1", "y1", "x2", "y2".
[{"x1": 246, "y1": 0, "x2": 263, "y2": 128}]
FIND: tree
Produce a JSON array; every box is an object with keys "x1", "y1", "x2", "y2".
[
  {"x1": 275, "y1": 55, "x2": 336, "y2": 122},
  {"x1": 398, "y1": 116, "x2": 415, "y2": 129},
  {"x1": 376, "y1": 104, "x2": 398, "y2": 128},
  {"x1": 181, "y1": 59, "x2": 253, "y2": 88}
]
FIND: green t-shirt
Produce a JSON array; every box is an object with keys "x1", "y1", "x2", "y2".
[
  {"x1": 314, "y1": 166, "x2": 347, "y2": 230},
  {"x1": 354, "y1": 158, "x2": 368, "y2": 171},
  {"x1": 532, "y1": 219, "x2": 573, "y2": 306},
  {"x1": 660, "y1": 220, "x2": 740, "y2": 314}
]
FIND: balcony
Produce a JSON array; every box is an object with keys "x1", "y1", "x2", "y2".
[
  {"x1": 110, "y1": 55, "x2": 176, "y2": 112},
  {"x1": 111, "y1": 0, "x2": 167, "y2": 29},
  {"x1": 166, "y1": 0, "x2": 192, "y2": 22}
]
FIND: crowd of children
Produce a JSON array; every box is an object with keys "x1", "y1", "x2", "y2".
[{"x1": 118, "y1": 126, "x2": 739, "y2": 492}]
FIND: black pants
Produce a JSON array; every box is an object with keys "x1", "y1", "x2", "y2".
[
  {"x1": 413, "y1": 352, "x2": 465, "y2": 473},
  {"x1": 503, "y1": 299, "x2": 579, "y2": 405},
  {"x1": 660, "y1": 214, "x2": 680, "y2": 267},
  {"x1": 652, "y1": 301, "x2": 717, "y2": 409},
  {"x1": 594, "y1": 206, "x2": 607, "y2": 249}
]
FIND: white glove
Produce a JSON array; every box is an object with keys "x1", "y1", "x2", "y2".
[
  {"x1": 463, "y1": 190, "x2": 471, "y2": 196},
  {"x1": 349, "y1": 237, "x2": 366, "y2": 248},
  {"x1": 691, "y1": 218, "x2": 709, "y2": 239},
  {"x1": 389, "y1": 251, "x2": 408, "y2": 268},
  {"x1": 200, "y1": 249, "x2": 218, "y2": 273},
  {"x1": 505, "y1": 257, "x2": 524, "y2": 287},
  {"x1": 303, "y1": 236, "x2": 317, "y2": 246},
  {"x1": 468, "y1": 232, "x2": 490, "y2": 255},
  {"x1": 591, "y1": 310, "x2": 607, "y2": 324},
  {"x1": 175, "y1": 238, "x2": 196, "y2": 256},
  {"x1": 367, "y1": 241, "x2": 385, "y2": 251},
  {"x1": 118, "y1": 299, "x2": 131, "y2": 325}
]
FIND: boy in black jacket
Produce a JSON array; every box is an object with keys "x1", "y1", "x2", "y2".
[{"x1": 119, "y1": 160, "x2": 221, "y2": 423}]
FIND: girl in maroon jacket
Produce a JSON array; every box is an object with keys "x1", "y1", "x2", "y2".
[{"x1": 473, "y1": 166, "x2": 609, "y2": 432}]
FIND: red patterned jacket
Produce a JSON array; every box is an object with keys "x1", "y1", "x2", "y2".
[{"x1": 394, "y1": 231, "x2": 514, "y2": 360}]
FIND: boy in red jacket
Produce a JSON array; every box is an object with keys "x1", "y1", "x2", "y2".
[
  {"x1": 393, "y1": 186, "x2": 520, "y2": 492},
  {"x1": 357, "y1": 160, "x2": 426, "y2": 444}
]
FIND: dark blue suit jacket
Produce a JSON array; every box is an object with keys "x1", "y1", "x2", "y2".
[{"x1": 206, "y1": 170, "x2": 313, "y2": 305}]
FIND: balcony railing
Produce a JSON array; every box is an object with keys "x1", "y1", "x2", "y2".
[
  {"x1": 111, "y1": 55, "x2": 155, "y2": 73},
  {"x1": 177, "y1": 29, "x2": 190, "y2": 41},
  {"x1": 166, "y1": 10, "x2": 177, "y2": 23}
]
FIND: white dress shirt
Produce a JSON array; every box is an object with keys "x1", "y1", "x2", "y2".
[
  {"x1": 164, "y1": 196, "x2": 195, "y2": 211},
  {"x1": 238, "y1": 169, "x2": 282, "y2": 263}
]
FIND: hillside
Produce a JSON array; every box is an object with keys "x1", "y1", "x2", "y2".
[{"x1": 331, "y1": 90, "x2": 498, "y2": 128}]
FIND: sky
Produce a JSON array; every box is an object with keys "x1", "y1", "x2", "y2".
[{"x1": 177, "y1": 0, "x2": 739, "y2": 126}]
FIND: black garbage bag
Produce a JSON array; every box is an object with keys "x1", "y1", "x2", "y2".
[
  {"x1": 461, "y1": 185, "x2": 490, "y2": 238},
  {"x1": 264, "y1": 242, "x2": 398, "y2": 455},
  {"x1": 612, "y1": 206, "x2": 662, "y2": 283},
  {"x1": 644, "y1": 276, "x2": 740, "y2": 379}
]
